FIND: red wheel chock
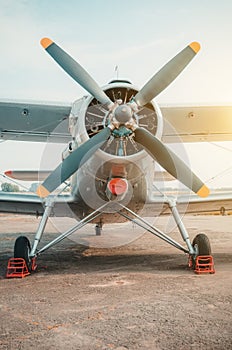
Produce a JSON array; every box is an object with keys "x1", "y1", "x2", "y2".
[
  {"x1": 194, "y1": 255, "x2": 215, "y2": 274},
  {"x1": 6, "y1": 258, "x2": 31, "y2": 278},
  {"x1": 189, "y1": 255, "x2": 215, "y2": 274}
]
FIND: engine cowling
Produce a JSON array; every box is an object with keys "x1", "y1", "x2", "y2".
[{"x1": 69, "y1": 81, "x2": 163, "y2": 158}]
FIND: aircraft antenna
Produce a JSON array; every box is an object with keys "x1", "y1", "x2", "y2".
[{"x1": 115, "y1": 65, "x2": 119, "y2": 80}]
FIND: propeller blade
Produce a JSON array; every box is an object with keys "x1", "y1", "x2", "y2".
[
  {"x1": 40, "y1": 38, "x2": 113, "y2": 108},
  {"x1": 134, "y1": 42, "x2": 200, "y2": 107},
  {"x1": 134, "y1": 127, "x2": 209, "y2": 197},
  {"x1": 37, "y1": 127, "x2": 111, "y2": 198}
]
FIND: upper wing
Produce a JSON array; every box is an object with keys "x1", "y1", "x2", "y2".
[
  {"x1": 161, "y1": 105, "x2": 232, "y2": 142},
  {"x1": 0, "y1": 100, "x2": 71, "y2": 143}
]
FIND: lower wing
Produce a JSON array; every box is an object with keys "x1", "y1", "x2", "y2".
[
  {"x1": 147, "y1": 191, "x2": 232, "y2": 215},
  {"x1": 0, "y1": 191, "x2": 232, "y2": 217}
]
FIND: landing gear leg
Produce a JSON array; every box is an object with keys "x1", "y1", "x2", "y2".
[
  {"x1": 30, "y1": 198, "x2": 54, "y2": 257},
  {"x1": 168, "y1": 199, "x2": 195, "y2": 255}
]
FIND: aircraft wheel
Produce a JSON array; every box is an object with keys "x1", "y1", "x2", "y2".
[
  {"x1": 14, "y1": 236, "x2": 32, "y2": 272},
  {"x1": 193, "y1": 233, "x2": 211, "y2": 256},
  {"x1": 192, "y1": 233, "x2": 211, "y2": 268}
]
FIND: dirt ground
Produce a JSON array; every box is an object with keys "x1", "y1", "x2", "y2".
[{"x1": 0, "y1": 213, "x2": 231, "y2": 350}]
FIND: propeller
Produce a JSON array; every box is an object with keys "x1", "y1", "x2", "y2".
[
  {"x1": 40, "y1": 38, "x2": 114, "y2": 109},
  {"x1": 133, "y1": 42, "x2": 200, "y2": 107},
  {"x1": 134, "y1": 127, "x2": 209, "y2": 197},
  {"x1": 37, "y1": 127, "x2": 111, "y2": 197},
  {"x1": 38, "y1": 38, "x2": 209, "y2": 199}
]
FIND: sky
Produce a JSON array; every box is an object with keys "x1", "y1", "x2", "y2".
[{"x1": 0, "y1": 0, "x2": 232, "y2": 189}]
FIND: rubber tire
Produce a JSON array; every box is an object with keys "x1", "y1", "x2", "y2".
[
  {"x1": 192, "y1": 233, "x2": 211, "y2": 256},
  {"x1": 14, "y1": 236, "x2": 32, "y2": 272},
  {"x1": 192, "y1": 233, "x2": 211, "y2": 269}
]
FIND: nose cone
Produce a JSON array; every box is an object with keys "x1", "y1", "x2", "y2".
[
  {"x1": 107, "y1": 178, "x2": 128, "y2": 196},
  {"x1": 114, "y1": 104, "x2": 132, "y2": 124}
]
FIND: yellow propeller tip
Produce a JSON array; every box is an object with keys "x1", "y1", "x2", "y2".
[
  {"x1": 36, "y1": 185, "x2": 50, "y2": 198},
  {"x1": 197, "y1": 185, "x2": 210, "y2": 198},
  {"x1": 189, "y1": 41, "x2": 201, "y2": 53},
  {"x1": 40, "y1": 37, "x2": 53, "y2": 49}
]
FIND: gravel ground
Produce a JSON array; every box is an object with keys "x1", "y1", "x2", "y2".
[{"x1": 0, "y1": 214, "x2": 231, "y2": 350}]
